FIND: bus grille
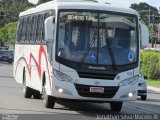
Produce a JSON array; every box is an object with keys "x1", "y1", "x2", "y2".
[
  {"x1": 74, "y1": 84, "x2": 119, "y2": 98},
  {"x1": 77, "y1": 72, "x2": 116, "y2": 80}
]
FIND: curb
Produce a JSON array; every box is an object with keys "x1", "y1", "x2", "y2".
[{"x1": 147, "y1": 86, "x2": 160, "y2": 93}]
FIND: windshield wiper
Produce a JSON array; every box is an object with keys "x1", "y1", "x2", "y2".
[
  {"x1": 77, "y1": 36, "x2": 96, "y2": 67},
  {"x1": 106, "y1": 40, "x2": 117, "y2": 70}
]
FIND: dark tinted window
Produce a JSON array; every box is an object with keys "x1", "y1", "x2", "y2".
[{"x1": 16, "y1": 11, "x2": 53, "y2": 43}]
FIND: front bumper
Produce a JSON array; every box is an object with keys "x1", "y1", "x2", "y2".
[{"x1": 51, "y1": 77, "x2": 138, "y2": 102}]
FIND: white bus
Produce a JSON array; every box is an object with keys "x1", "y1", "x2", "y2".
[{"x1": 14, "y1": 0, "x2": 145, "y2": 111}]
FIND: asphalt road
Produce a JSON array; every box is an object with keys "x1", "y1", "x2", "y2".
[{"x1": 0, "y1": 62, "x2": 160, "y2": 120}]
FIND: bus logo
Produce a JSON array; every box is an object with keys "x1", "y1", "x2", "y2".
[{"x1": 94, "y1": 81, "x2": 100, "y2": 86}]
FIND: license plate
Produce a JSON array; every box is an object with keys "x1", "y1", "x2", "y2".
[{"x1": 90, "y1": 87, "x2": 104, "y2": 93}]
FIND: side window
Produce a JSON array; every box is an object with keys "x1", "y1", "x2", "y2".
[
  {"x1": 21, "y1": 18, "x2": 24, "y2": 42},
  {"x1": 17, "y1": 11, "x2": 53, "y2": 43},
  {"x1": 16, "y1": 18, "x2": 22, "y2": 42},
  {"x1": 36, "y1": 14, "x2": 41, "y2": 41},
  {"x1": 37, "y1": 14, "x2": 45, "y2": 42},
  {"x1": 40, "y1": 14, "x2": 44, "y2": 41},
  {"x1": 30, "y1": 16, "x2": 34, "y2": 42},
  {"x1": 26, "y1": 17, "x2": 30, "y2": 42},
  {"x1": 19, "y1": 19, "x2": 23, "y2": 42},
  {"x1": 43, "y1": 12, "x2": 50, "y2": 41},
  {"x1": 22, "y1": 18, "x2": 27, "y2": 42},
  {"x1": 33, "y1": 15, "x2": 38, "y2": 42},
  {"x1": 28, "y1": 16, "x2": 32, "y2": 42}
]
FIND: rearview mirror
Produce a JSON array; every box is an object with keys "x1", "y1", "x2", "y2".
[
  {"x1": 139, "y1": 22, "x2": 149, "y2": 48},
  {"x1": 45, "y1": 16, "x2": 55, "y2": 41}
]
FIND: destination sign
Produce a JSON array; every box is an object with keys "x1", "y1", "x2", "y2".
[{"x1": 67, "y1": 14, "x2": 95, "y2": 21}]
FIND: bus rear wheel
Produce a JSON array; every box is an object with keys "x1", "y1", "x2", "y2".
[
  {"x1": 33, "y1": 89, "x2": 41, "y2": 99},
  {"x1": 110, "y1": 102, "x2": 123, "y2": 112},
  {"x1": 23, "y1": 70, "x2": 33, "y2": 98}
]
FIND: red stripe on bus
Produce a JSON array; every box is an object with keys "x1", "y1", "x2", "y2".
[
  {"x1": 15, "y1": 57, "x2": 30, "y2": 76},
  {"x1": 15, "y1": 45, "x2": 52, "y2": 95}
]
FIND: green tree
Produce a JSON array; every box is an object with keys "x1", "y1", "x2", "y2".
[
  {"x1": 130, "y1": 2, "x2": 160, "y2": 25},
  {"x1": 0, "y1": 0, "x2": 35, "y2": 47},
  {"x1": 6, "y1": 22, "x2": 17, "y2": 45},
  {"x1": 0, "y1": 27, "x2": 8, "y2": 43},
  {"x1": 130, "y1": 2, "x2": 160, "y2": 45},
  {"x1": 0, "y1": 0, "x2": 34, "y2": 18},
  {"x1": 0, "y1": 22, "x2": 17, "y2": 46},
  {"x1": 0, "y1": 0, "x2": 34, "y2": 27}
]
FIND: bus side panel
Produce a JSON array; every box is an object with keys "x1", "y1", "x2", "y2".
[
  {"x1": 14, "y1": 44, "x2": 25, "y2": 84},
  {"x1": 14, "y1": 44, "x2": 52, "y2": 94},
  {"x1": 14, "y1": 44, "x2": 40, "y2": 90}
]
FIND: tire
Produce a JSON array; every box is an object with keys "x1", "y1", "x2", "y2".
[
  {"x1": 42, "y1": 73, "x2": 56, "y2": 108},
  {"x1": 23, "y1": 69, "x2": 33, "y2": 98},
  {"x1": 23, "y1": 86, "x2": 32, "y2": 98},
  {"x1": 33, "y1": 89, "x2": 41, "y2": 99},
  {"x1": 110, "y1": 102, "x2": 123, "y2": 112},
  {"x1": 44, "y1": 95, "x2": 56, "y2": 108},
  {"x1": 141, "y1": 95, "x2": 147, "y2": 100}
]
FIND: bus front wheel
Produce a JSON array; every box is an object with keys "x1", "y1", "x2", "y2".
[
  {"x1": 44, "y1": 95, "x2": 56, "y2": 108},
  {"x1": 141, "y1": 95, "x2": 147, "y2": 100},
  {"x1": 110, "y1": 102, "x2": 123, "y2": 112},
  {"x1": 23, "y1": 86, "x2": 32, "y2": 98}
]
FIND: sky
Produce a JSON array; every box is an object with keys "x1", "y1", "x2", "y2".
[{"x1": 28, "y1": 0, "x2": 160, "y2": 9}]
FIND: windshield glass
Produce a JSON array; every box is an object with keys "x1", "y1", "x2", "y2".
[{"x1": 57, "y1": 11, "x2": 138, "y2": 66}]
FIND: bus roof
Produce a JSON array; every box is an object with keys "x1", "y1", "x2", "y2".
[{"x1": 19, "y1": 0, "x2": 139, "y2": 17}]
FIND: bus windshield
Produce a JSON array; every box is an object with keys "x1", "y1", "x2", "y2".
[{"x1": 57, "y1": 11, "x2": 138, "y2": 66}]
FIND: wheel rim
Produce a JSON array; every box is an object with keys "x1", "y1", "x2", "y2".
[{"x1": 42, "y1": 86, "x2": 47, "y2": 103}]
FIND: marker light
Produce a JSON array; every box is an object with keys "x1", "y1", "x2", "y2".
[
  {"x1": 58, "y1": 88, "x2": 63, "y2": 93},
  {"x1": 128, "y1": 92, "x2": 133, "y2": 97}
]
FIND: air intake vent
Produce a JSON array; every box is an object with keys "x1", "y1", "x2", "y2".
[{"x1": 78, "y1": 72, "x2": 116, "y2": 80}]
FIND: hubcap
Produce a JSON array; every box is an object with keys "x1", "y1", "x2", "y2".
[{"x1": 42, "y1": 86, "x2": 47, "y2": 103}]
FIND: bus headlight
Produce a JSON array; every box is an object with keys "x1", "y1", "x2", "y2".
[
  {"x1": 118, "y1": 76, "x2": 139, "y2": 86},
  {"x1": 53, "y1": 69, "x2": 73, "y2": 83}
]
